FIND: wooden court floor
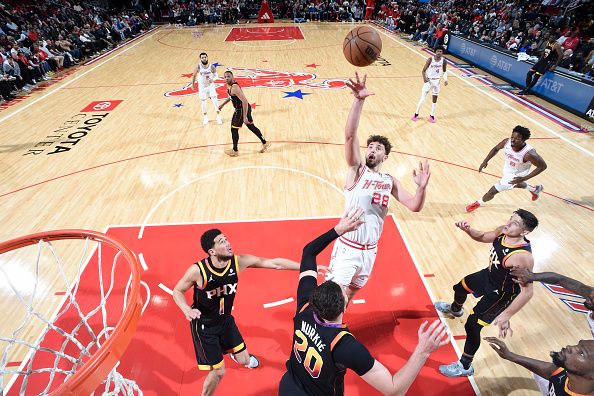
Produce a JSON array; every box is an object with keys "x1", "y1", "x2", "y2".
[{"x1": 0, "y1": 23, "x2": 593, "y2": 395}]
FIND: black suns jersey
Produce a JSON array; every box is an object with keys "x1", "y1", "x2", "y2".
[
  {"x1": 192, "y1": 256, "x2": 239, "y2": 324},
  {"x1": 227, "y1": 82, "x2": 243, "y2": 109},
  {"x1": 488, "y1": 234, "x2": 531, "y2": 294},
  {"x1": 548, "y1": 367, "x2": 588, "y2": 396},
  {"x1": 286, "y1": 303, "x2": 374, "y2": 396}
]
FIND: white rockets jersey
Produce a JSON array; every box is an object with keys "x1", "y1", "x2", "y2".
[
  {"x1": 425, "y1": 56, "x2": 444, "y2": 80},
  {"x1": 502, "y1": 139, "x2": 533, "y2": 175},
  {"x1": 588, "y1": 312, "x2": 594, "y2": 338},
  {"x1": 342, "y1": 166, "x2": 393, "y2": 245},
  {"x1": 198, "y1": 62, "x2": 214, "y2": 88}
]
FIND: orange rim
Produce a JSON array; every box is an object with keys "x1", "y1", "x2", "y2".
[{"x1": 0, "y1": 230, "x2": 142, "y2": 395}]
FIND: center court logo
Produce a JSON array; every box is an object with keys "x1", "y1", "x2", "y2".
[
  {"x1": 24, "y1": 100, "x2": 123, "y2": 156},
  {"x1": 164, "y1": 67, "x2": 348, "y2": 98}
]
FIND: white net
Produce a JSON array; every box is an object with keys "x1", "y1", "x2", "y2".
[{"x1": 0, "y1": 232, "x2": 147, "y2": 396}]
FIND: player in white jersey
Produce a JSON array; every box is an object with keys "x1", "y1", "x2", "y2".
[
  {"x1": 466, "y1": 125, "x2": 547, "y2": 212},
  {"x1": 412, "y1": 46, "x2": 448, "y2": 123},
  {"x1": 192, "y1": 52, "x2": 222, "y2": 126},
  {"x1": 325, "y1": 72, "x2": 431, "y2": 304}
]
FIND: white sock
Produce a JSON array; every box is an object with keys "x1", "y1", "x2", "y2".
[
  {"x1": 477, "y1": 199, "x2": 484, "y2": 205},
  {"x1": 416, "y1": 90, "x2": 428, "y2": 114},
  {"x1": 201, "y1": 100, "x2": 207, "y2": 115},
  {"x1": 210, "y1": 96, "x2": 219, "y2": 111},
  {"x1": 526, "y1": 184, "x2": 536, "y2": 192},
  {"x1": 247, "y1": 355, "x2": 258, "y2": 368},
  {"x1": 431, "y1": 102, "x2": 437, "y2": 116}
]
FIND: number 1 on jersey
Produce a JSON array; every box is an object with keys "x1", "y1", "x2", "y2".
[{"x1": 371, "y1": 192, "x2": 389, "y2": 207}]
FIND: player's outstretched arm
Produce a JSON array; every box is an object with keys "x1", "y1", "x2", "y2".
[
  {"x1": 237, "y1": 255, "x2": 299, "y2": 271},
  {"x1": 390, "y1": 161, "x2": 430, "y2": 212},
  {"x1": 344, "y1": 72, "x2": 373, "y2": 175},
  {"x1": 296, "y1": 208, "x2": 364, "y2": 309},
  {"x1": 173, "y1": 265, "x2": 202, "y2": 321},
  {"x1": 479, "y1": 138, "x2": 508, "y2": 172},
  {"x1": 361, "y1": 320, "x2": 449, "y2": 396},
  {"x1": 485, "y1": 337, "x2": 556, "y2": 379},
  {"x1": 218, "y1": 97, "x2": 231, "y2": 110},
  {"x1": 454, "y1": 221, "x2": 504, "y2": 243},
  {"x1": 511, "y1": 268, "x2": 594, "y2": 299}
]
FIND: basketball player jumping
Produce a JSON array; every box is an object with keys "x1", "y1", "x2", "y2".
[
  {"x1": 485, "y1": 337, "x2": 594, "y2": 395},
  {"x1": 218, "y1": 70, "x2": 270, "y2": 157},
  {"x1": 279, "y1": 207, "x2": 450, "y2": 396},
  {"x1": 511, "y1": 267, "x2": 594, "y2": 395},
  {"x1": 326, "y1": 72, "x2": 430, "y2": 304},
  {"x1": 466, "y1": 125, "x2": 547, "y2": 213},
  {"x1": 192, "y1": 52, "x2": 223, "y2": 125},
  {"x1": 173, "y1": 229, "x2": 299, "y2": 396},
  {"x1": 412, "y1": 46, "x2": 448, "y2": 123},
  {"x1": 435, "y1": 209, "x2": 538, "y2": 377},
  {"x1": 517, "y1": 33, "x2": 562, "y2": 96}
]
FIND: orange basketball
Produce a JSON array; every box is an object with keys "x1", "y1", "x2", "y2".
[{"x1": 343, "y1": 26, "x2": 382, "y2": 67}]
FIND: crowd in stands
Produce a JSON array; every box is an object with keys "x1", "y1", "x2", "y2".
[
  {"x1": 0, "y1": 0, "x2": 151, "y2": 105},
  {"x1": 149, "y1": 0, "x2": 366, "y2": 25},
  {"x1": 374, "y1": 0, "x2": 594, "y2": 76}
]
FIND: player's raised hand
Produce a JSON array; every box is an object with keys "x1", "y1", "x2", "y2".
[
  {"x1": 492, "y1": 315, "x2": 513, "y2": 338},
  {"x1": 455, "y1": 220, "x2": 471, "y2": 232},
  {"x1": 184, "y1": 308, "x2": 201, "y2": 321},
  {"x1": 346, "y1": 72, "x2": 374, "y2": 100},
  {"x1": 484, "y1": 337, "x2": 513, "y2": 360},
  {"x1": 413, "y1": 160, "x2": 431, "y2": 188},
  {"x1": 335, "y1": 207, "x2": 365, "y2": 236},
  {"x1": 416, "y1": 319, "x2": 450, "y2": 355}
]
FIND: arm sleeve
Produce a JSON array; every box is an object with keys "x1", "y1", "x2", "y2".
[
  {"x1": 296, "y1": 228, "x2": 339, "y2": 311},
  {"x1": 333, "y1": 336, "x2": 375, "y2": 376}
]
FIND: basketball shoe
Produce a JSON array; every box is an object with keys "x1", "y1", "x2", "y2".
[
  {"x1": 428, "y1": 115, "x2": 436, "y2": 123},
  {"x1": 225, "y1": 148, "x2": 238, "y2": 157},
  {"x1": 465, "y1": 201, "x2": 481, "y2": 212},
  {"x1": 230, "y1": 353, "x2": 260, "y2": 369},
  {"x1": 531, "y1": 184, "x2": 544, "y2": 201},
  {"x1": 434, "y1": 302, "x2": 464, "y2": 318},
  {"x1": 411, "y1": 114, "x2": 419, "y2": 121},
  {"x1": 439, "y1": 361, "x2": 474, "y2": 377},
  {"x1": 260, "y1": 142, "x2": 271, "y2": 153}
]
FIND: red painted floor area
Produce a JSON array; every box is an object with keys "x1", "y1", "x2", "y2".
[
  {"x1": 7, "y1": 218, "x2": 475, "y2": 395},
  {"x1": 225, "y1": 27, "x2": 305, "y2": 42}
]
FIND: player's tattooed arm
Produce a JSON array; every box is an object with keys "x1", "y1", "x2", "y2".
[
  {"x1": 512, "y1": 269, "x2": 593, "y2": 299},
  {"x1": 485, "y1": 337, "x2": 557, "y2": 379}
]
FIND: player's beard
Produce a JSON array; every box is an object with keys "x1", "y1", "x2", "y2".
[
  {"x1": 365, "y1": 157, "x2": 378, "y2": 168},
  {"x1": 201, "y1": 60, "x2": 208, "y2": 65},
  {"x1": 217, "y1": 253, "x2": 233, "y2": 261}
]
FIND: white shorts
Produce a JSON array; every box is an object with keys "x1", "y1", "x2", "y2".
[
  {"x1": 423, "y1": 79, "x2": 441, "y2": 96},
  {"x1": 325, "y1": 237, "x2": 378, "y2": 289},
  {"x1": 198, "y1": 83, "x2": 218, "y2": 100},
  {"x1": 494, "y1": 169, "x2": 530, "y2": 192}
]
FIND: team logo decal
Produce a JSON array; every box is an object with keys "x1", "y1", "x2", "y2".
[{"x1": 164, "y1": 67, "x2": 348, "y2": 98}]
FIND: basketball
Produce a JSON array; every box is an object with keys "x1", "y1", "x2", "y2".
[{"x1": 343, "y1": 26, "x2": 382, "y2": 67}]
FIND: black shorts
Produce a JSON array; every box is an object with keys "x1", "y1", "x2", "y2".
[
  {"x1": 190, "y1": 315, "x2": 246, "y2": 371},
  {"x1": 531, "y1": 59, "x2": 550, "y2": 75},
  {"x1": 231, "y1": 106, "x2": 253, "y2": 128},
  {"x1": 279, "y1": 371, "x2": 309, "y2": 396},
  {"x1": 461, "y1": 268, "x2": 518, "y2": 326}
]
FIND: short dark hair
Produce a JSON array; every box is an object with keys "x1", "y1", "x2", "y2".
[
  {"x1": 367, "y1": 135, "x2": 392, "y2": 155},
  {"x1": 224, "y1": 70, "x2": 233, "y2": 75},
  {"x1": 200, "y1": 229, "x2": 222, "y2": 253},
  {"x1": 434, "y1": 45, "x2": 445, "y2": 52},
  {"x1": 514, "y1": 209, "x2": 538, "y2": 232},
  {"x1": 199, "y1": 52, "x2": 207, "y2": 57},
  {"x1": 512, "y1": 125, "x2": 531, "y2": 140},
  {"x1": 309, "y1": 281, "x2": 345, "y2": 321}
]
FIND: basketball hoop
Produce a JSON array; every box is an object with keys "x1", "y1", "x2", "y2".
[{"x1": 0, "y1": 230, "x2": 143, "y2": 395}]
